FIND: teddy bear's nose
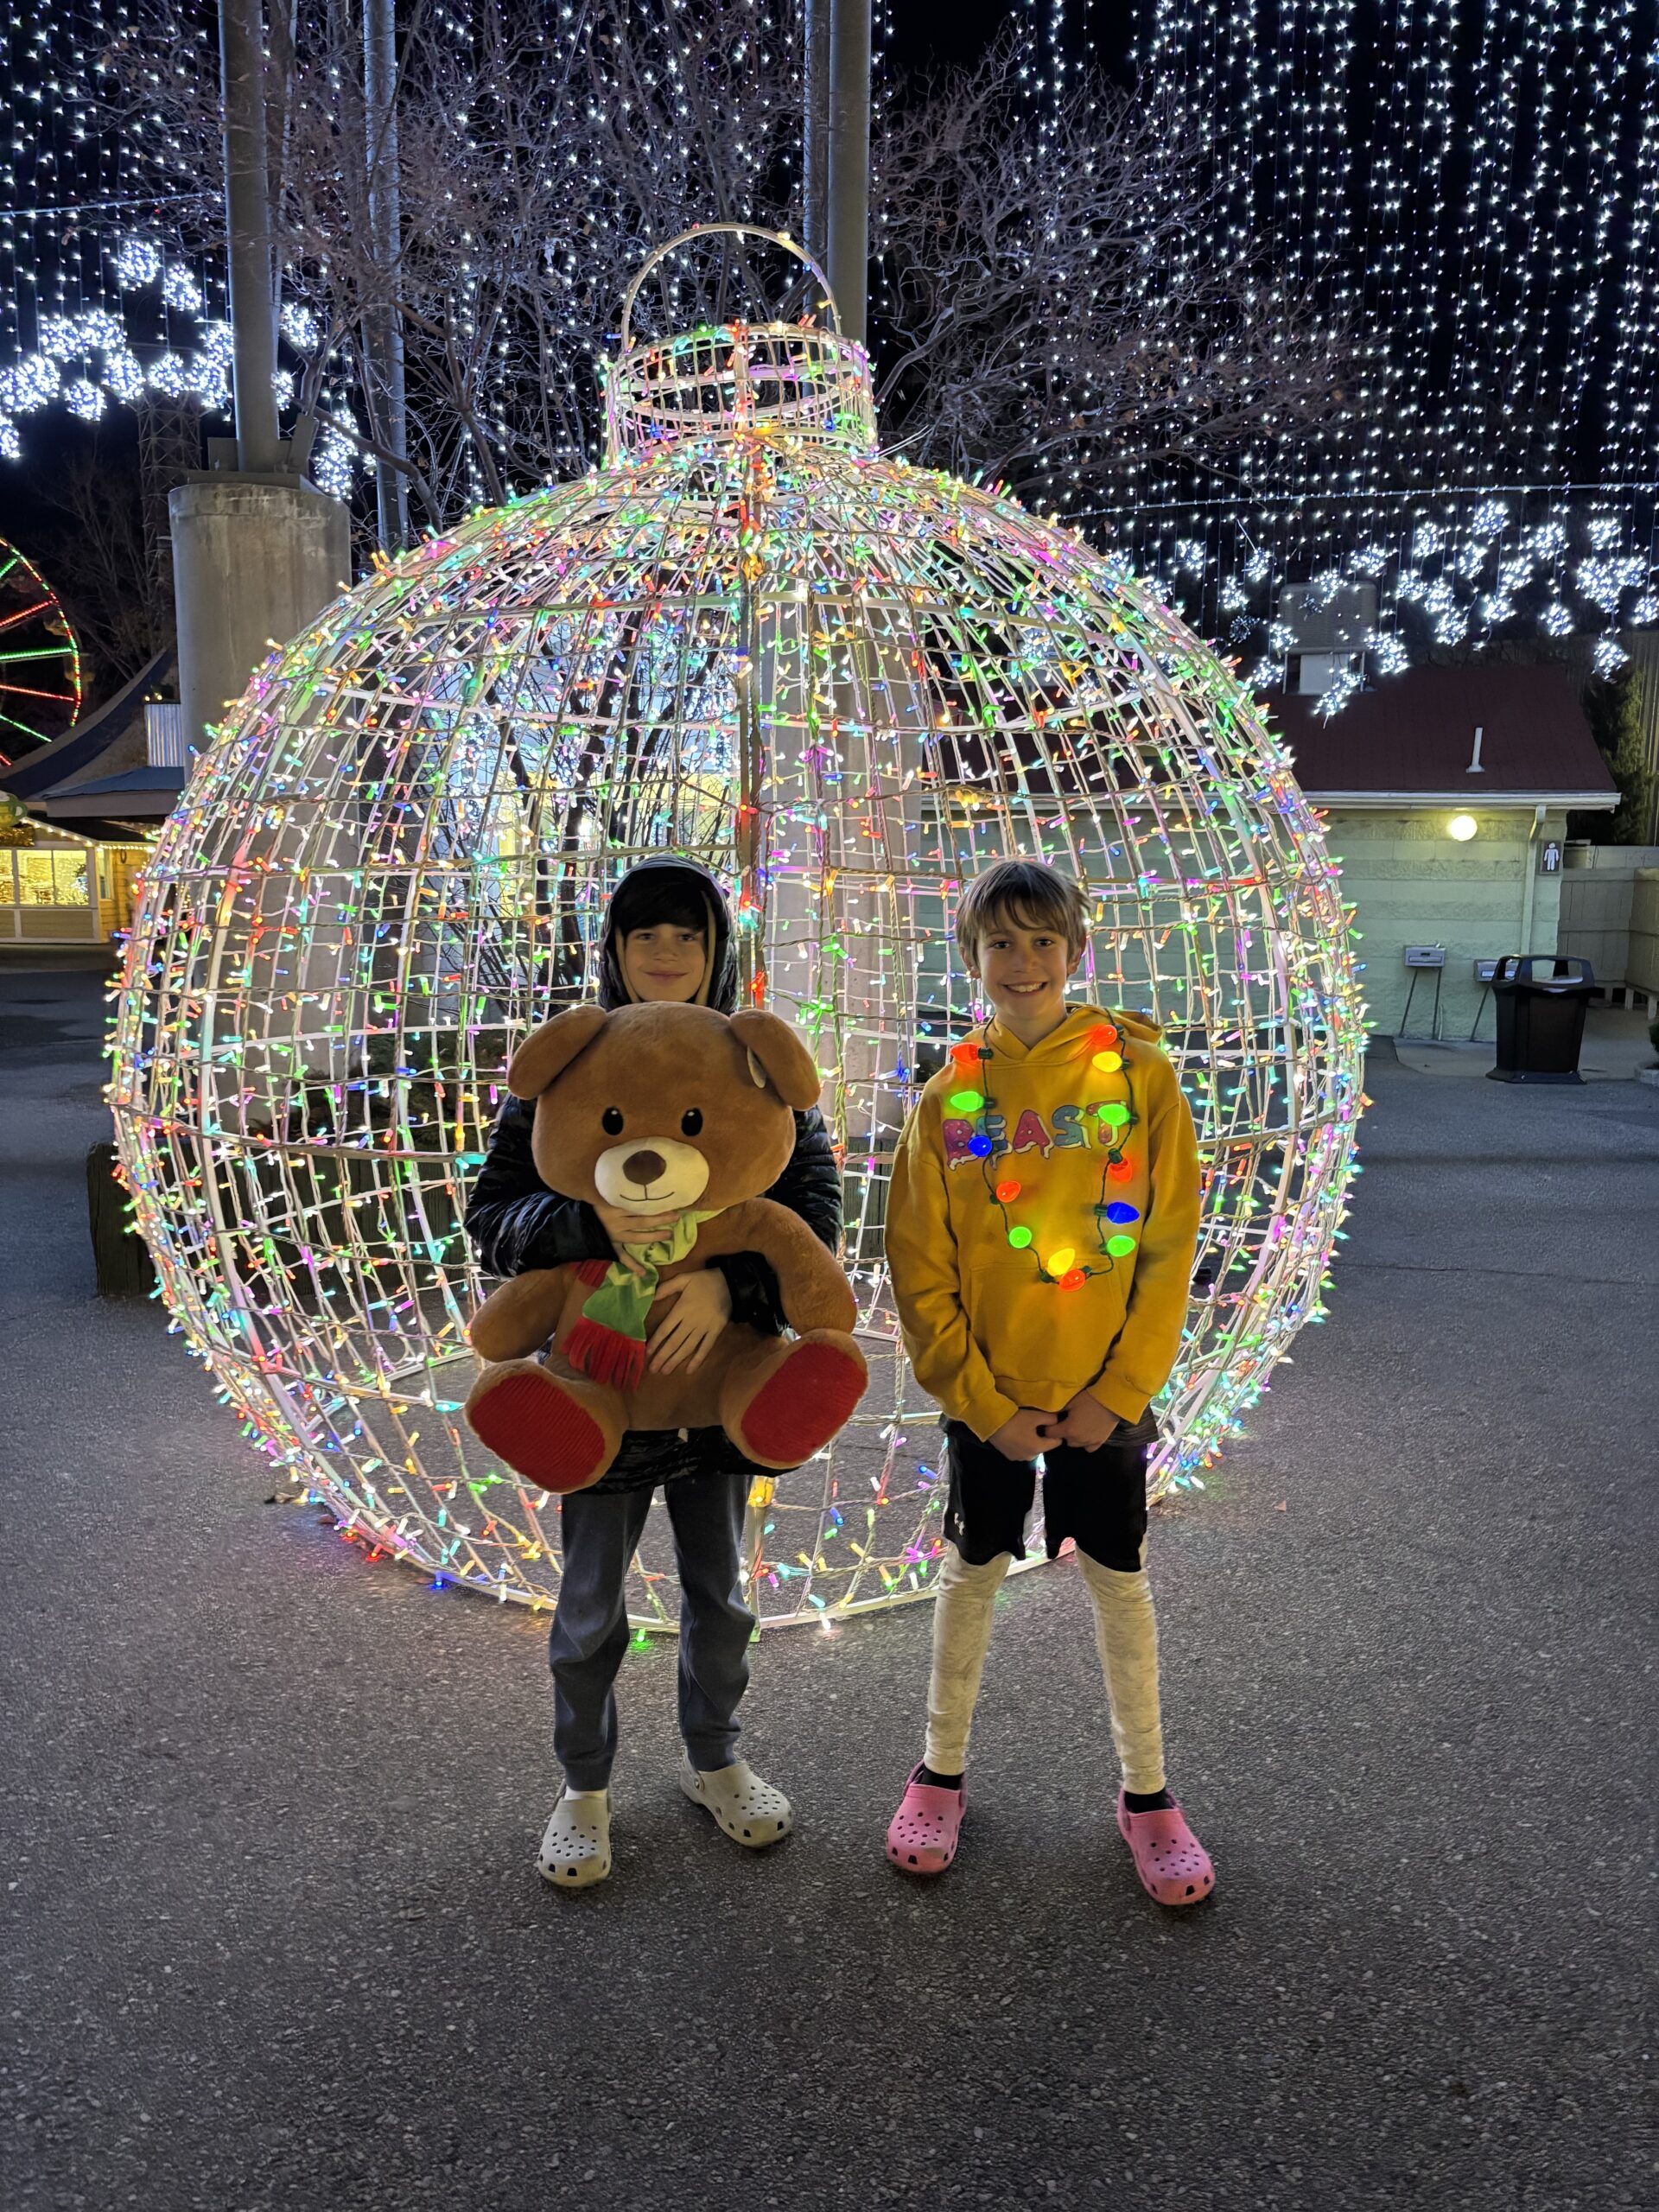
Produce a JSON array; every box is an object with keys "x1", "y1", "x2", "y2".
[{"x1": 622, "y1": 1148, "x2": 667, "y2": 1187}]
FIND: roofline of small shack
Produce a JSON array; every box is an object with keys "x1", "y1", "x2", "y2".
[{"x1": 1297, "y1": 789, "x2": 1617, "y2": 809}]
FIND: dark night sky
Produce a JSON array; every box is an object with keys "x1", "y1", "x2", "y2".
[{"x1": 887, "y1": 0, "x2": 1138, "y2": 79}]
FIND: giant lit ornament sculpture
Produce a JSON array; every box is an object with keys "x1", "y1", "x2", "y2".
[{"x1": 111, "y1": 230, "x2": 1364, "y2": 1630}]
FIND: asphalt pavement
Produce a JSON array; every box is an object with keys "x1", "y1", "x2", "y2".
[{"x1": 3, "y1": 956, "x2": 1655, "y2": 2211}]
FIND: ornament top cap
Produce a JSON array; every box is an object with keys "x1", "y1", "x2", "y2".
[{"x1": 603, "y1": 224, "x2": 878, "y2": 465}]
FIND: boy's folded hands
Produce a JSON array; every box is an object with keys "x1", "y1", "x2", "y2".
[
  {"x1": 1051, "y1": 1392, "x2": 1121, "y2": 1452},
  {"x1": 988, "y1": 1407, "x2": 1064, "y2": 1461},
  {"x1": 988, "y1": 1395, "x2": 1121, "y2": 1460}
]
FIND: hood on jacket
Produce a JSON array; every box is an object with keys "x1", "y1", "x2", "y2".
[
  {"x1": 982, "y1": 1003, "x2": 1163, "y2": 1061},
  {"x1": 596, "y1": 856, "x2": 739, "y2": 1014}
]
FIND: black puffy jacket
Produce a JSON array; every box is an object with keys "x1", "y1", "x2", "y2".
[{"x1": 465, "y1": 855, "x2": 843, "y2": 1337}]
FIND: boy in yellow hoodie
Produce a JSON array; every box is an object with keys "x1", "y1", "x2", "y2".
[{"x1": 883, "y1": 858, "x2": 1214, "y2": 1904}]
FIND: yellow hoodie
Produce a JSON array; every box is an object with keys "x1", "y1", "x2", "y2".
[{"x1": 887, "y1": 1005, "x2": 1200, "y2": 1440}]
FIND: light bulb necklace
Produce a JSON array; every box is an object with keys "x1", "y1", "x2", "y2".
[{"x1": 945, "y1": 1014, "x2": 1142, "y2": 1289}]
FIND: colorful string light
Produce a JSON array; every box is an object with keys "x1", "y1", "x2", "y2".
[
  {"x1": 109, "y1": 240, "x2": 1366, "y2": 1631},
  {"x1": 946, "y1": 1024, "x2": 1142, "y2": 1286}
]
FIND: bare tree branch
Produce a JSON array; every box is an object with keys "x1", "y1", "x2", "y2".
[
  {"x1": 23, "y1": 427, "x2": 175, "y2": 692},
  {"x1": 871, "y1": 29, "x2": 1352, "y2": 508},
  {"x1": 93, "y1": 3, "x2": 1349, "y2": 537}
]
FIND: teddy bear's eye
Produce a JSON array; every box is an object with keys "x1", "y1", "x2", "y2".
[
  {"x1": 680, "y1": 1108, "x2": 703, "y2": 1136},
  {"x1": 601, "y1": 1107, "x2": 624, "y2": 1136}
]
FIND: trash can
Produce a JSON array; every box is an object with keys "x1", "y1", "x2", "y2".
[
  {"x1": 1487, "y1": 955, "x2": 1595, "y2": 1084},
  {"x1": 86, "y1": 1139, "x2": 155, "y2": 1296}
]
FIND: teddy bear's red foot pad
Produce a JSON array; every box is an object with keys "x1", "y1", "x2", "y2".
[
  {"x1": 467, "y1": 1370, "x2": 608, "y2": 1493},
  {"x1": 738, "y1": 1341, "x2": 867, "y2": 1468}
]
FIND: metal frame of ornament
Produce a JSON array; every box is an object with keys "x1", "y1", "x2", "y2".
[{"x1": 109, "y1": 227, "x2": 1367, "y2": 1632}]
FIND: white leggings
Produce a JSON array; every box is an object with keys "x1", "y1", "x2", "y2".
[{"x1": 922, "y1": 1541, "x2": 1166, "y2": 1795}]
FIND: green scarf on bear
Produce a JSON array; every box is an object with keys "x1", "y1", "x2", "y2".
[{"x1": 565, "y1": 1210, "x2": 720, "y2": 1389}]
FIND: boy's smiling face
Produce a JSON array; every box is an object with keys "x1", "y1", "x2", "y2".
[
  {"x1": 622, "y1": 921, "x2": 707, "y2": 1003},
  {"x1": 969, "y1": 909, "x2": 1083, "y2": 1045}
]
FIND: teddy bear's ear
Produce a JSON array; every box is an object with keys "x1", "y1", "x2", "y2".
[
  {"x1": 506, "y1": 1005, "x2": 609, "y2": 1099},
  {"x1": 728, "y1": 1009, "x2": 823, "y2": 1109}
]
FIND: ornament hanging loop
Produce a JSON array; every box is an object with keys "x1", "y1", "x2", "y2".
[
  {"x1": 605, "y1": 225, "x2": 876, "y2": 464},
  {"x1": 617, "y1": 223, "x2": 844, "y2": 354}
]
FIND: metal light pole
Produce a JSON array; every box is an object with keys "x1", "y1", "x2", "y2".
[
  {"x1": 218, "y1": 0, "x2": 281, "y2": 472},
  {"x1": 363, "y1": 0, "x2": 410, "y2": 552},
  {"x1": 170, "y1": 0, "x2": 352, "y2": 757},
  {"x1": 824, "y1": 0, "x2": 871, "y2": 346},
  {"x1": 803, "y1": 0, "x2": 831, "y2": 270}
]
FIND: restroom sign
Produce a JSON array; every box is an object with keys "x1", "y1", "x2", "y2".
[{"x1": 1540, "y1": 839, "x2": 1562, "y2": 874}]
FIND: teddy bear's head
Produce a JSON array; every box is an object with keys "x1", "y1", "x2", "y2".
[{"x1": 505, "y1": 1001, "x2": 822, "y2": 1217}]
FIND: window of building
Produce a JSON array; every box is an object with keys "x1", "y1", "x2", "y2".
[{"x1": 13, "y1": 849, "x2": 89, "y2": 906}]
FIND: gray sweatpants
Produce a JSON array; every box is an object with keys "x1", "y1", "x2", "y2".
[{"x1": 549, "y1": 1465, "x2": 754, "y2": 1790}]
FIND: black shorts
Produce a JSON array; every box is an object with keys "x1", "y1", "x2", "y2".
[{"x1": 942, "y1": 1412, "x2": 1159, "y2": 1571}]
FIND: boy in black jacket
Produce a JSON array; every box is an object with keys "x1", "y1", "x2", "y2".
[{"x1": 466, "y1": 859, "x2": 840, "y2": 1887}]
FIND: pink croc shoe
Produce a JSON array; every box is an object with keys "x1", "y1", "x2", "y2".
[
  {"x1": 886, "y1": 1764, "x2": 966, "y2": 1877},
  {"x1": 1116, "y1": 1790, "x2": 1215, "y2": 1906}
]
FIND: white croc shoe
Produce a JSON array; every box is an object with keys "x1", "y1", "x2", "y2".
[
  {"x1": 678, "y1": 1758, "x2": 792, "y2": 1848},
  {"x1": 537, "y1": 1789, "x2": 612, "y2": 1889}
]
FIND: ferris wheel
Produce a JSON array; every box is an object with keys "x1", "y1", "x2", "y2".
[{"x1": 0, "y1": 538, "x2": 82, "y2": 765}]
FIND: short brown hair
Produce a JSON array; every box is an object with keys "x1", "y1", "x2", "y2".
[{"x1": 955, "y1": 859, "x2": 1088, "y2": 969}]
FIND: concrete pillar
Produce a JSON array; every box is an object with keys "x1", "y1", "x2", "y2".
[{"x1": 169, "y1": 477, "x2": 352, "y2": 751}]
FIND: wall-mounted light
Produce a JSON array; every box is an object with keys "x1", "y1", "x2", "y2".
[{"x1": 1447, "y1": 813, "x2": 1479, "y2": 842}]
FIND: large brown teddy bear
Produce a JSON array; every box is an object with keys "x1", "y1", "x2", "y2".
[{"x1": 465, "y1": 999, "x2": 868, "y2": 1494}]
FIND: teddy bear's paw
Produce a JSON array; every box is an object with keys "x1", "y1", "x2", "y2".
[
  {"x1": 465, "y1": 1363, "x2": 614, "y2": 1492},
  {"x1": 734, "y1": 1335, "x2": 868, "y2": 1469}
]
